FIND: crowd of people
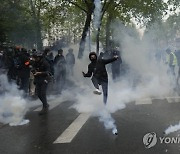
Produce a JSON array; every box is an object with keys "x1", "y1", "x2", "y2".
[
  {"x1": 0, "y1": 46, "x2": 76, "y2": 115},
  {"x1": 1, "y1": 41, "x2": 180, "y2": 115},
  {"x1": 0, "y1": 45, "x2": 123, "y2": 115}
]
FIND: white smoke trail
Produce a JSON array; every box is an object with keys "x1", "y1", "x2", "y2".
[
  {"x1": 93, "y1": 0, "x2": 102, "y2": 30},
  {"x1": 0, "y1": 74, "x2": 29, "y2": 126},
  {"x1": 62, "y1": 19, "x2": 176, "y2": 135},
  {"x1": 96, "y1": 108, "x2": 118, "y2": 134},
  {"x1": 66, "y1": 46, "x2": 124, "y2": 134},
  {"x1": 164, "y1": 122, "x2": 180, "y2": 135}
]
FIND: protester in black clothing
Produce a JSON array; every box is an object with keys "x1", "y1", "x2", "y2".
[
  {"x1": 0, "y1": 51, "x2": 5, "y2": 69},
  {"x1": 111, "y1": 49, "x2": 122, "y2": 81},
  {"x1": 54, "y1": 49, "x2": 66, "y2": 65},
  {"x1": 44, "y1": 50, "x2": 54, "y2": 94},
  {"x1": 54, "y1": 49, "x2": 66, "y2": 94},
  {"x1": 66, "y1": 48, "x2": 75, "y2": 76},
  {"x1": 47, "y1": 52, "x2": 54, "y2": 62},
  {"x1": 43, "y1": 48, "x2": 50, "y2": 57},
  {"x1": 18, "y1": 48, "x2": 31, "y2": 95},
  {"x1": 6, "y1": 49, "x2": 15, "y2": 81},
  {"x1": 32, "y1": 53, "x2": 51, "y2": 115},
  {"x1": 103, "y1": 49, "x2": 112, "y2": 73},
  {"x1": 82, "y1": 52, "x2": 118, "y2": 104}
]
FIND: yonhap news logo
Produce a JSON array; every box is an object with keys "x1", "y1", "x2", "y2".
[
  {"x1": 143, "y1": 132, "x2": 180, "y2": 149},
  {"x1": 143, "y1": 132, "x2": 157, "y2": 148}
]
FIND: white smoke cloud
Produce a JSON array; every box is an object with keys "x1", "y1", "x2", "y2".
[
  {"x1": 93, "y1": 0, "x2": 102, "y2": 30},
  {"x1": 112, "y1": 21, "x2": 175, "y2": 98},
  {"x1": 164, "y1": 122, "x2": 180, "y2": 135},
  {"x1": 0, "y1": 74, "x2": 29, "y2": 126},
  {"x1": 61, "y1": 20, "x2": 177, "y2": 134}
]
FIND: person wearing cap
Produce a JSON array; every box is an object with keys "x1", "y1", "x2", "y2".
[
  {"x1": 82, "y1": 52, "x2": 118, "y2": 104},
  {"x1": 32, "y1": 53, "x2": 51, "y2": 115}
]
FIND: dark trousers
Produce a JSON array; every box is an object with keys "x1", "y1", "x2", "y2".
[
  {"x1": 55, "y1": 70, "x2": 66, "y2": 93},
  {"x1": 112, "y1": 68, "x2": 120, "y2": 81},
  {"x1": 36, "y1": 81, "x2": 48, "y2": 108},
  {"x1": 20, "y1": 77, "x2": 29, "y2": 94},
  {"x1": 92, "y1": 76, "x2": 108, "y2": 104}
]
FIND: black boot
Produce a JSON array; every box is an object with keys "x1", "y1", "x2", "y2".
[{"x1": 38, "y1": 104, "x2": 49, "y2": 115}]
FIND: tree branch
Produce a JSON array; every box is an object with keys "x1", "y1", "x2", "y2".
[
  {"x1": 29, "y1": 0, "x2": 36, "y2": 17},
  {"x1": 101, "y1": 0, "x2": 111, "y2": 20},
  {"x1": 67, "y1": 0, "x2": 88, "y2": 13}
]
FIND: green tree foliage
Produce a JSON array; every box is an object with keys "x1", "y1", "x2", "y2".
[
  {"x1": 0, "y1": 0, "x2": 37, "y2": 47},
  {"x1": 1, "y1": 0, "x2": 178, "y2": 53}
]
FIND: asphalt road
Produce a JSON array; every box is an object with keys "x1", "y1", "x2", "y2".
[{"x1": 1, "y1": 97, "x2": 180, "y2": 154}]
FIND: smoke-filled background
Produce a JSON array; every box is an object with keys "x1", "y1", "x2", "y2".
[
  {"x1": 0, "y1": 0, "x2": 180, "y2": 133},
  {"x1": 0, "y1": 74, "x2": 29, "y2": 126},
  {"x1": 66, "y1": 21, "x2": 176, "y2": 134}
]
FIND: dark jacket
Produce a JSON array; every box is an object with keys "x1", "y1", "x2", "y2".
[
  {"x1": 54, "y1": 54, "x2": 66, "y2": 65},
  {"x1": 19, "y1": 52, "x2": 31, "y2": 78},
  {"x1": 33, "y1": 57, "x2": 51, "y2": 84},
  {"x1": 111, "y1": 50, "x2": 122, "y2": 70},
  {"x1": 54, "y1": 54, "x2": 66, "y2": 72},
  {"x1": 66, "y1": 53, "x2": 75, "y2": 65},
  {"x1": 84, "y1": 58, "x2": 117, "y2": 82}
]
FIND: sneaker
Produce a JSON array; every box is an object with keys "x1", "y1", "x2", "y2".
[{"x1": 93, "y1": 89, "x2": 102, "y2": 95}]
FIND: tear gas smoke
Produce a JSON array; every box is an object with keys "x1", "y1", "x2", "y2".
[
  {"x1": 0, "y1": 74, "x2": 29, "y2": 126},
  {"x1": 164, "y1": 122, "x2": 180, "y2": 135},
  {"x1": 60, "y1": 20, "x2": 176, "y2": 134},
  {"x1": 96, "y1": 108, "x2": 118, "y2": 135},
  {"x1": 93, "y1": 0, "x2": 102, "y2": 30}
]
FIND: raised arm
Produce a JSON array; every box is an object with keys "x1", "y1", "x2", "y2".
[{"x1": 102, "y1": 56, "x2": 118, "y2": 65}]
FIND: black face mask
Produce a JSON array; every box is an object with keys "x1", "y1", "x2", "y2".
[{"x1": 90, "y1": 58, "x2": 97, "y2": 62}]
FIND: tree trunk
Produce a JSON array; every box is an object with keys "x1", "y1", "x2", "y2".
[
  {"x1": 36, "y1": 20, "x2": 43, "y2": 50},
  {"x1": 96, "y1": 27, "x2": 100, "y2": 55},
  {"x1": 78, "y1": 13, "x2": 92, "y2": 59},
  {"x1": 106, "y1": 13, "x2": 112, "y2": 51}
]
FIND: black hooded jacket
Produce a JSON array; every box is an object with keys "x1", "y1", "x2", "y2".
[
  {"x1": 84, "y1": 52, "x2": 117, "y2": 82},
  {"x1": 33, "y1": 57, "x2": 51, "y2": 84}
]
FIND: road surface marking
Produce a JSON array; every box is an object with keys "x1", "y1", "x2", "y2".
[
  {"x1": 54, "y1": 113, "x2": 90, "y2": 144},
  {"x1": 166, "y1": 97, "x2": 180, "y2": 103},
  {"x1": 135, "y1": 98, "x2": 152, "y2": 105}
]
